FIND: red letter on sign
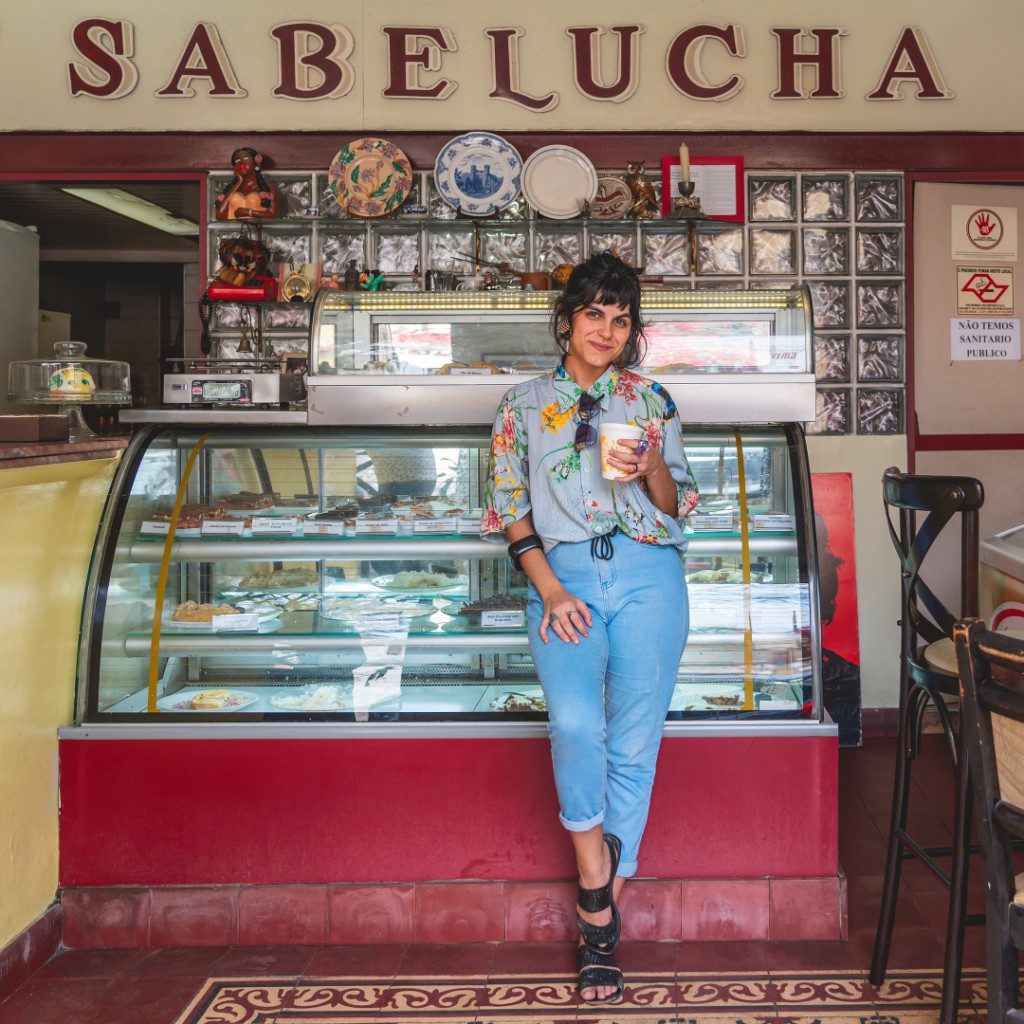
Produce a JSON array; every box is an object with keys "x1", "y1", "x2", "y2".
[
  {"x1": 867, "y1": 27, "x2": 953, "y2": 100},
  {"x1": 486, "y1": 28, "x2": 558, "y2": 111},
  {"x1": 666, "y1": 24, "x2": 746, "y2": 101},
  {"x1": 68, "y1": 19, "x2": 138, "y2": 98},
  {"x1": 273, "y1": 22, "x2": 355, "y2": 99},
  {"x1": 157, "y1": 23, "x2": 246, "y2": 98},
  {"x1": 566, "y1": 25, "x2": 644, "y2": 102},
  {"x1": 771, "y1": 28, "x2": 845, "y2": 99},
  {"x1": 381, "y1": 27, "x2": 457, "y2": 99}
]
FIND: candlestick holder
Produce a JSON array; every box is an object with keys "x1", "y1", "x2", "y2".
[{"x1": 672, "y1": 179, "x2": 705, "y2": 220}]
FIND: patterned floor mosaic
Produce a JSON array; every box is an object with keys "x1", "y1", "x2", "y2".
[{"x1": 174, "y1": 968, "x2": 987, "y2": 1024}]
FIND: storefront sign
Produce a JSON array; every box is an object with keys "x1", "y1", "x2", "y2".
[
  {"x1": 952, "y1": 206, "x2": 1018, "y2": 261},
  {"x1": 950, "y1": 318, "x2": 1021, "y2": 361},
  {"x1": 957, "y1": 266, "x2": 1013, "y2": 315},
  {"x1": 1, "y1": 3, "x2": 996, "y2": 132}
]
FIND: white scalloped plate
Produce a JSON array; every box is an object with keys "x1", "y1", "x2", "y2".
[{"x1": 522, "y1": 145, "x2": 598, "y2": 220}]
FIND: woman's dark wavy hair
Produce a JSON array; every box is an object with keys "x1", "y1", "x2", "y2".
[{"x1": 550, "y1": 250, "x2": 646, "y2": 368}]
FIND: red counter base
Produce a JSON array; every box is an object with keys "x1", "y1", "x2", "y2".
[{"x1": 58, "y1": 733, "x2": 840, "y2": 943}]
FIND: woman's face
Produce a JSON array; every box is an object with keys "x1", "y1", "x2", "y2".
[
  {"x1": 233, "y1": 151, "x2": 255, "y2": 179},
  {"x1": 567, "y1": 301, "x2": 632, "y2": 373}
]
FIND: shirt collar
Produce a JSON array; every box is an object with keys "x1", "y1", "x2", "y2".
[{"x1": 551, "y1": 361, "x2": 619, "y2": 412}]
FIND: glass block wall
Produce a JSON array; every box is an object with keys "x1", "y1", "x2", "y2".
[{"x1": 207, "y1": 168, "x2": 905, "y2": 436}]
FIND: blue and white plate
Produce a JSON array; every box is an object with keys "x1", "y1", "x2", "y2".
[{"x1": 434, "y1": 132, "x2": 523, "y2": 217}]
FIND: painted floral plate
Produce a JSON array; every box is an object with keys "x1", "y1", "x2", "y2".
[
  {"x1": 328, "y1": 137, "x2": 413, "y2": 218},
  {"x1": 434, "y1": 132, "x2": 523, "y2": 217},
  {"x1": 591, "y1": 175, "x2": 633, "y2": 219}
]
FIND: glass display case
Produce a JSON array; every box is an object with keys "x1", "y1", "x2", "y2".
[
  {"x1": 78, "y1": 425, "x2": 819, "y2": 725},
  {"x1": 305, "y1": 288, "x2": 816, "y2": 425}
]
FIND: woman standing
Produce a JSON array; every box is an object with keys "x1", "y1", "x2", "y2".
[{"x1": 483, "y1": 252, "x2": 699, "y2": 1002}]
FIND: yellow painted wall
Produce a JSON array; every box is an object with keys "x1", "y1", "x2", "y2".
[{"x1": 0, "y1": 456, "x2": 118, "y2": 948}]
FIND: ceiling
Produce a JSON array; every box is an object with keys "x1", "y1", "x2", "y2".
[{"x1": 0, "y1": 181, "x2": 200, "y2": 258}]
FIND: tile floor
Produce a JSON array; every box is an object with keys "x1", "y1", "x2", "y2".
[{"x1": 0, "y1": 736, "x2": 1010, "y2": 1023}]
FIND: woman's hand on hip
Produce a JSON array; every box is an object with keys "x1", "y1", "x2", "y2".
[
  {"x1": 607, "y1": 437, "x2": 667, "y2": 484},
  {"x1": 539, "y1": 587, "x2": 592, "y2": 645}
]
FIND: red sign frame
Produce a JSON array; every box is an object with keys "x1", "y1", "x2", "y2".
[{"x1": 660, "y1": 155, "x2": 745, "y2": 221}]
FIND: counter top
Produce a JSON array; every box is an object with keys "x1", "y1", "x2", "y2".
[{"x1": 0, "y1": 436, "x2": 129, "y2": 470}]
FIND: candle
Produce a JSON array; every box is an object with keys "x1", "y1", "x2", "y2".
[{"x1": 678, "y1": 142, "x2": 690, "y2": 182}]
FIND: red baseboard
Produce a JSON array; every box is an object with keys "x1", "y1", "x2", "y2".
[
  {"x1": 0, "y1": 904, "x2": 61, "y2": 1003},
  {"x1": 60, "y1": 876, "x2": 847, "y2": 947}
]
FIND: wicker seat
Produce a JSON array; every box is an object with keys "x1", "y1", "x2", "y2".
[{"x1": 956, "y1": 620, "x2": 1024, "y2": 1024}]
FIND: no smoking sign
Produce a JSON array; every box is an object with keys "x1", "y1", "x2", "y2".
[
  {"x1": 957, "y1": 265, "x2": 1013, "y2": 314},
  {"x1": 952, "y1": 205, "x2": 1017, "y2": 261}
]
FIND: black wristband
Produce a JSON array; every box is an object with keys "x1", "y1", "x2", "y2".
[{"x1": 508, "y1": 533, "x2": 543, "y2": 571}]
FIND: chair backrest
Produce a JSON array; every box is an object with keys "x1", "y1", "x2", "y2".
[
  {"x1": 883, "y1": 467, "x2": 983, "y2": 653},
  {"x1": 956, "y1": 619, "x2": 1024, "y2": 932}
]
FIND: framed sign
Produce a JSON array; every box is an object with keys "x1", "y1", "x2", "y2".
[{"x1": 661, "y1": 156, "x2": 744, "y2": 221}]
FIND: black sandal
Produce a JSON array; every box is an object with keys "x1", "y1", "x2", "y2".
[
  {"x1": 576, "y1": 833, "x2": 622, "y2": 952},
  {"x1": 577, "y1": 943, "x2": 624, "y2": 1003}
]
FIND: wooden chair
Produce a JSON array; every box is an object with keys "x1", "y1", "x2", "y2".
[
  {"x1": 871, "y1": 468, "x2": 984, "y2": 1024},
  {"x1": 955, "y1": 619, "x2": 1024, "y2": 1024}
]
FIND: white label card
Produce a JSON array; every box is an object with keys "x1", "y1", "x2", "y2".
[
  {"x1": 449, "y1": 366, "x2": 494, "y2": 376},
  {"x1": 481, "y1": 609, "x2": 525, "y2": 629},
  {"x1": 356, "y1": 613, "x2": 405, "y2": 632},
  {"x1": 413, "y1": 517, "x2": 459, "y2": 534},
  {"x1": 690, "y1": 513, "x2": 734, "y2": 531},
  {"x1": 140, "y1": 520, "x2": 170, "y2": 535},
  {"x1": 201, "y1": 520, "x2": 246, "y2": 536},
  {"x1": 753, "y1": 514, "x2": 796, "y2": 531},
  {"x1": 302, "y1": 521, "x2": 346, "y2": 537},
  {"x1": 950, "y1": 318, "x2": 1022, "y2": 361},
  {"x1": 250, "y1": 517, "x2": 298, "y2": 535},
  {"x1": 355, "y1": 518, "x2": 399, "y2": 534},
  {"x1": 211, "y1": 613, "x2": 259, "y2": 632}
]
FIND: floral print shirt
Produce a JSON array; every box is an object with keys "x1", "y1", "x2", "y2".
[{"x1": 482, "y1": 363, "x2": 699, "y2": 550}]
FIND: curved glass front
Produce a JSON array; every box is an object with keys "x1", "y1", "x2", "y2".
[{"x1": 81, "y1": 426, "x2": 818, "y2": 723}]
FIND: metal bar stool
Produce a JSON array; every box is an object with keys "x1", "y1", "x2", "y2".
[{"x1": 871, "y1": 468, "x2": 984, "y2": 1024}]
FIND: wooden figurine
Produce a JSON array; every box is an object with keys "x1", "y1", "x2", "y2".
[
  {"x1": 625, "y1": 162, "x2": 658, "y2": 220},
  {"x1": 215, "y1": 147, "x2": 281, "y2": 220}
]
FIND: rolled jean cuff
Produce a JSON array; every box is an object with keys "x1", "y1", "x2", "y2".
[
  {"x1": 559, "y1": 809, "x2": 605, "y2": 833},
  {"x1": 617, "y1": 858, "x2": 638, "y2": 878}
]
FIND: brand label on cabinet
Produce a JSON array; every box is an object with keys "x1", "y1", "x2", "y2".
[
  {"x1": 481, "y1": 609, "x2": 525, "y2": 629},
  {"x1": 413, "y1": 517, "x2": 459, "y2": 534},
  {"x1": 753, "y1": 513, "x2": 795, "y2": 531},
  {"x1": 689, "y1": 513, "x2": 734, "y2": 531},
  {"x1": 201, "y1": 520, "x2": 246, "y2": 536},
  {"x1": 250, "y1": 517, "x2": 298, "y2": 535},
  {"x1": 140, "y1": 520, "x2": 170, "y2": 535},
  {"x1": 355, "y1": 518, "x2": 399, "y2": 534},
  {"x1": 211, "y1": 612, "x2": 260, "y2": 631},
  {"x1": 302, "y1": 521, "x2": 346, "y2": 537}
]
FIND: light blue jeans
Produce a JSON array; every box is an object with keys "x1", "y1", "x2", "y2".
[{"x1": 527, "y1": 530, "x2": 689, "y2": 877}]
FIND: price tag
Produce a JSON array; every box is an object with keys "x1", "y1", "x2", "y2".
[
  {"x1": 250, "y1": 517, "x2": 298, "y2": 535},
  {"x1": 201, "y1": 520, "x2": 246, "y2": 537},
  {"x1": 356, "y1": 613, "x2": 405, "y2": 632},
  {"x1": 211, "y1": 612, "x2": 259, "y2": 632},
  {"x1": 689, "y1": 513, "x2": 734, "y2": 532},
  {"x1": 459, "y1": 518, "x2": 483, "y2": 534},
  {"x1": 302, "y1": 520, "x2": 346, "y2": 537},
  {"x1": 449, "y1": 366, "x2": 494, "y2": 376},
  {"x1": 140, "y1": 520, "x2": 170, "y2": 535},
  {"x1": 413, "y1": 517, "x2": 459, "y2": 534},
  {"x1": 753, "y1": 514, "x2": 795, "y2": 531},
  {"x1": 481, "y1": 609, "x2": 525, "y2": 629},
  {"x1": 759, "y1": 698, "x2": 801, "y2": 710},
  {"x1": 355, "y1": 518, "x2": 399, "y2": 535}
]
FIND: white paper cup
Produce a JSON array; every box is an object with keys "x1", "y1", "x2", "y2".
[{"x1": 600, "y1": 422, "x2": 644, "y2": 480}]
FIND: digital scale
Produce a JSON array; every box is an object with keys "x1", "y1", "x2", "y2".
[{"x1": 162, "y1": 358, "x2": 305, "y2": 407}]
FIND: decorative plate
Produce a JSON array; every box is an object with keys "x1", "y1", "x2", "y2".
[
  {"x1": 370, "y1": 573, "x2": 468, "y2": 596},
  {"x1": 591, "y1": 175, "x2": 633, "y2": 219},
  {"x1": 328, "y1": 138, "x2": 413, "y2": 218},
  {"x1": 433, "y1": 132, "x2": 523, "y2": 217},
  {"x1": 521, "y1": 145, "x2": 598, "y2": 220}
]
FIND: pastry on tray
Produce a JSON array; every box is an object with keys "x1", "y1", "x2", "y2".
[
  {"x1": 458, "y1": 594, "x2": 527, "y2": 618},
  {"x1": 171, "y1": 601, "x2": 240, "y2": 623},
  {"x1": 387, "y1": 571, "x2": 457, "y2": 589},
  {"x1": 217, "y1": 491, "x2": 278, "y2": 510},
  {"x1": 238, "y1": 567, "x2": 319, "y2": 589},
  {"x1": 188, "y1": 689, "x2": 235, "y2": 710},
  {"x1": 489, "y1": 692, "x2": 547, "y2": 712},
  {"x1": 434, "y1": 361, "x2": 501, "y2": 375}
]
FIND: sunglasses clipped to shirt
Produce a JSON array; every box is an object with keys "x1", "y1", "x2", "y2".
[{"x1": 573, "y1": 392, "x2": 600, "y2": 452}]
